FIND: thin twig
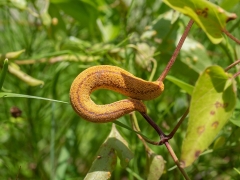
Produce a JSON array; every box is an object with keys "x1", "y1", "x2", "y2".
[
  {"x1": 158, "y1": 19, "x2": 194, "y2": 81},
  {"x1": 233, "y1": 71, "x2": 240, "y2": 79},
  {"x1": 140, "y1": 112, "x2": 172, "y2": 145},
  {"x1": 164, "y1": 142, "x2": 190, "y2": 180},
  {"x1": 140, "y1": 112, "x2": 166, "y2": 137},
  {"x1": 224, "y1": 59, "x2": 240, "y2": 72},
  {"x1": 130, "y1": 113, "x2": 160, "y2": 145},
  {"x1": 167, "y1": 108, "x2": 189, "y2": 139},
  {"x1": 139, "y1": 113, "x2": 190, "y2": 179},
  {"x1": 222, "y1": 29, "x2": 240, "y2": 45}
]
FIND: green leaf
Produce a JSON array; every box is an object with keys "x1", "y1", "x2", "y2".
[
  {"x1": 0, "y1": 92, "x2": 68, "y2": 104},
  {"x1": 50, "y1": 0, "x2": 98, "y2": 28},
  {"x1": 213, "y1": 136, "x2": 226, "y2": 150},
  {"x1": 166, "y1": 75, "x2": 194, "y2": 95},
  {"x1": 230, "y1": 119, "x2": 240, "y2": 127},
  {"x1": 107, "y1": 125, "x2": 133, "y2": 168},
  {"x1": 84, "y1": 146, "x2": 117, "y2": 180},
  {"x1": 181, "y1": 65, "x2": 236, "y2": 167},
  {"x1": 234, "y1": 168, "x2": 240, "y2": 175},
  {"x1": 146, "y1": 149, "x2": 165, "y2": 180},
  {"x1": 97, "y1": 19, "x2": 120, "y2": 42},
  {"x1": 219, "y1": 0, "x2": 240, "y2": 11},
  {"x1": 163, "y1": 0, "x2": 237, "y2": 44},
  {"x1": 84, "y1": 124, "x2": 133, "y2": 180},
  {"x1": 230, "y1": 99, "x2": 240, "y2": 127},
  {"x1": 0, "y1": 59, "x2": 8, "y2": 90}
]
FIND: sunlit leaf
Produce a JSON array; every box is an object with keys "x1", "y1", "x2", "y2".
[
  {"x1": 181, "y1": 65, "x2": 236, "y2": 167},
  {"x1": 163, "y1": 0, "x2": 237, "y2": 44}
]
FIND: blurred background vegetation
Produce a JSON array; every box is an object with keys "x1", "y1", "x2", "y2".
[{"x1": 0, "y1": 0, "x2": 240, "y2": 179}]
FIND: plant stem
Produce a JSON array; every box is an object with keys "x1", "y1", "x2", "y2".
[
  {"x1": 130, "y1": 113, "x2": 159, "y2": 145},
  {"x1": 130, "y1": 113, "x2": 156, "y2": 148},
  {"x1": 164, "y1": 142, "x2": 190, "y2": 180},
  {"x1": 140, "y1": 112, "x2": 172, "y2": 145},
  {"x1": 233, "y1": 71, "x2": 240, "y2": 79},
  {"x1": 140, "y1": 112, "x2": 166, "y2": 137},
  {"x1": 222, "y1": 29, "x2": 240, "y2": 44},
  {"x1": 149, "y1": 58, "x2": 157, "y2": 82},
  {"x1": 137, "y1": 113, "x2": 190, "y2": 178},
  {"x1": 224, "y1": 59, "x2": 240, "y2": 72},
  {"x1": 158, "y1": 19, "x2": 194, "y2": 81},
  {"x1": 167, "y1": 108, "x2": 189, "y2": 139}
]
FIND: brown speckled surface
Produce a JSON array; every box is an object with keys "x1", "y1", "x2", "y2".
[{"x1": 70, "y1": 65, "x2": 164, "y2": 122}]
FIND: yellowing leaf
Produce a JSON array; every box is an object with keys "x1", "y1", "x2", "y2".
[
  {"x1": 8, "y1": 63, "x2": 44, "y2": 86},
  {"x1": 181, "y1": 66, "x2": 236, "y2": 167},
  {"x1": 0, "y1": 49, "x2": 25, "y2": 60},
  {"x1": 163, "y1": 0, "x2": 237, "y2": 44}
]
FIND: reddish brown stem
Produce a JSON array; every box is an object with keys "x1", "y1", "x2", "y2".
[
  {"x1": 158, "y1": 19, "x2": 194, "y2": 82},
  {"x1": 140, "y1": 108, "x2": 189, "y2": 145},
  {"x1": 140, "y1": 112, "x2": 166, "y2": 137},
  {"x1": 233, "y1": 71, "x2": 240, "y2": 79},
  {"x1": 164, "y1": 142, "x2": 190, "y2": 180},
  {"x1": 167, "y1": 108, "x2": 189, "y2": 139},
  {"x1": 222, "y1": 29, "x2": 240, "y2": 45},
  {"x1": 224, "y1": 59, "x2": 240, "y2": 72}
]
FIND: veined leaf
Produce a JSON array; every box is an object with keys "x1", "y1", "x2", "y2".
[
  {"x1": 181, "y1": 65, "x2": 236, "y2": 167},
  {"x1": 163, "y1": 0, "x2": 237, "y2": 44}
]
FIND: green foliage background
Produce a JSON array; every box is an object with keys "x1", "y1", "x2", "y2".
[{"x1": 0, "y1": 0, "x2": 240, "y2": 179}]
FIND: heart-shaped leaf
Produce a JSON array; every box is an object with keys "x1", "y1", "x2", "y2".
[{"x1": 181, "y1": 65, "x2": 236, "y2": 167}]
